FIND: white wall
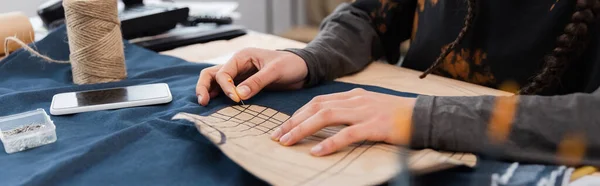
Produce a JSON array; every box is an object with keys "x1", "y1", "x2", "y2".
[
  {"x1": 1, "y1": 0, "x2": 305, "y2": 34},
  {"x1": 235, "y1": 0, "x2": 269, "y2": 33},
  {"x1": 179, "y1": 0, "x2": 306, "y2": 34},
  {"x1": 0, "y1": 0, "x2": 48, "y2": 16}
]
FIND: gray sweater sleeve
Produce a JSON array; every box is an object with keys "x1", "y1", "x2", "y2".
[
  {"x1": 284, "y1": 1, "x2": 416, "y2": 87},
  {"x1": 411, "y1": 88, "x2": 600, "y2": 166},
  {"x1": 284, "y1": 3, "x2": 381, "y2": 87}
]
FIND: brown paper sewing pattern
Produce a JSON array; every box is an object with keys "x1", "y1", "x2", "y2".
[{"x1": 173, "y1": 105, "x2": 476, "y2": 186}]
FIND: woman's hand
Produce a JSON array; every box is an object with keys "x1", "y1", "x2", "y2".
[
  {"x1": 271, "y1": 88, "x2": 417, "y2": 156},
  {"x1": 196, "y1": 48, "x2": 308, "y2": 105}
]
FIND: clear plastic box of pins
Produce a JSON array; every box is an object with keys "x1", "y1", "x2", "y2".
[{"x1": 0, "y1": 109, "x2": 57, "y2": 154}]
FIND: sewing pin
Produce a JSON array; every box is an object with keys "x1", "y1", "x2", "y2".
[{"x1": 228, "y1": 78, "x2": 245, "y2": 105}]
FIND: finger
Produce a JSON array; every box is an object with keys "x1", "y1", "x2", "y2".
[
  {"x1": 236, "y1": 64, "x2": 280, "y2": 100},
  {"x1": 196, "y1": 66, "x2": 220, "y2": 106},
  {"x1": 271, "y1": 99, "x2": 360, "y2": 141},
  {"x1": 310, "y1": 125, "x2": 369, "y2": 156},
  {"x1": 278, "y1": 108, "x2": 359, "y2": 146},
  {"x1": 294, "y1": 88, "x2": 367, "y2": 116},
  {"x1": 215, "y1": 51, "x2": 259, "y2": 102}
]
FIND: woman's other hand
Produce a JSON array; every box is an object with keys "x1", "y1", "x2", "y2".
[{"x1": 271, "y1": 88, "x2": 416, "y2": 156}]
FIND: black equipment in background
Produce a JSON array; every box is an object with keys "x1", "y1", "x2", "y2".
[
  {"x1": 37, "y1": 0, "x2": 246, "y2": 52},
  {"x1": 37, "y1": 0, "x2": 65, "y2": 29},
  {"x1": 183, "y1": 15, "x2": 234, "y2": 26},
  {"x1": 122, "y1": 0, "x2": 144, "y2": 7},
  {"x1": 37, "y1": 0, "x2": 189, "y2": 40},
  {"x1": 119, "y1": 3, "x2": 189, "y2": 39},
  {"x1": 129, "y1": 25, "x2": 246, "y2": 52}
]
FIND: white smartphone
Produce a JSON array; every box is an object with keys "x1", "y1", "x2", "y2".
[{"x1": 50, "y1": 83, "x2": 173, "y2": 115}]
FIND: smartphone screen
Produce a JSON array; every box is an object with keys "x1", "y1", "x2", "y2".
[{"x1": 52, "y1": 84, "x2": 171, "y2": 109}]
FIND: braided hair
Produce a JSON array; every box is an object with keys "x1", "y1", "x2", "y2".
[
  {"x1": 519, "y1": 0, "x2": 600, "y2": 94},
  {"x1": 419, "y1": 0, "x2": 600, "y2": 95},
  {"x1": 419, "y1": 0, "x2": 476, "y2": 79}
]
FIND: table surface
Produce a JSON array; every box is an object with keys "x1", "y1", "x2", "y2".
[{"x1": 161, "y1": 32, "x2": 512, "y2": 97}]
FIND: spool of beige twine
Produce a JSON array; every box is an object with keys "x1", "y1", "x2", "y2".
[{"x1": 3, "y1": 0, "x2": 127, "y2": 85}]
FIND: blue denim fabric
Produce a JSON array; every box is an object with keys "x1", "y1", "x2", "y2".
[{"x1": 0, "y1": 26, "x2": 418, "y2": 185}]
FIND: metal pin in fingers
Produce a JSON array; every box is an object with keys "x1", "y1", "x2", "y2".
[
  {"x1": 238, "y1": 94, "x2": 245, "y2": 106},
  {"x1": 228, "y1": 78, "x2": 245, "y2": 105}
]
